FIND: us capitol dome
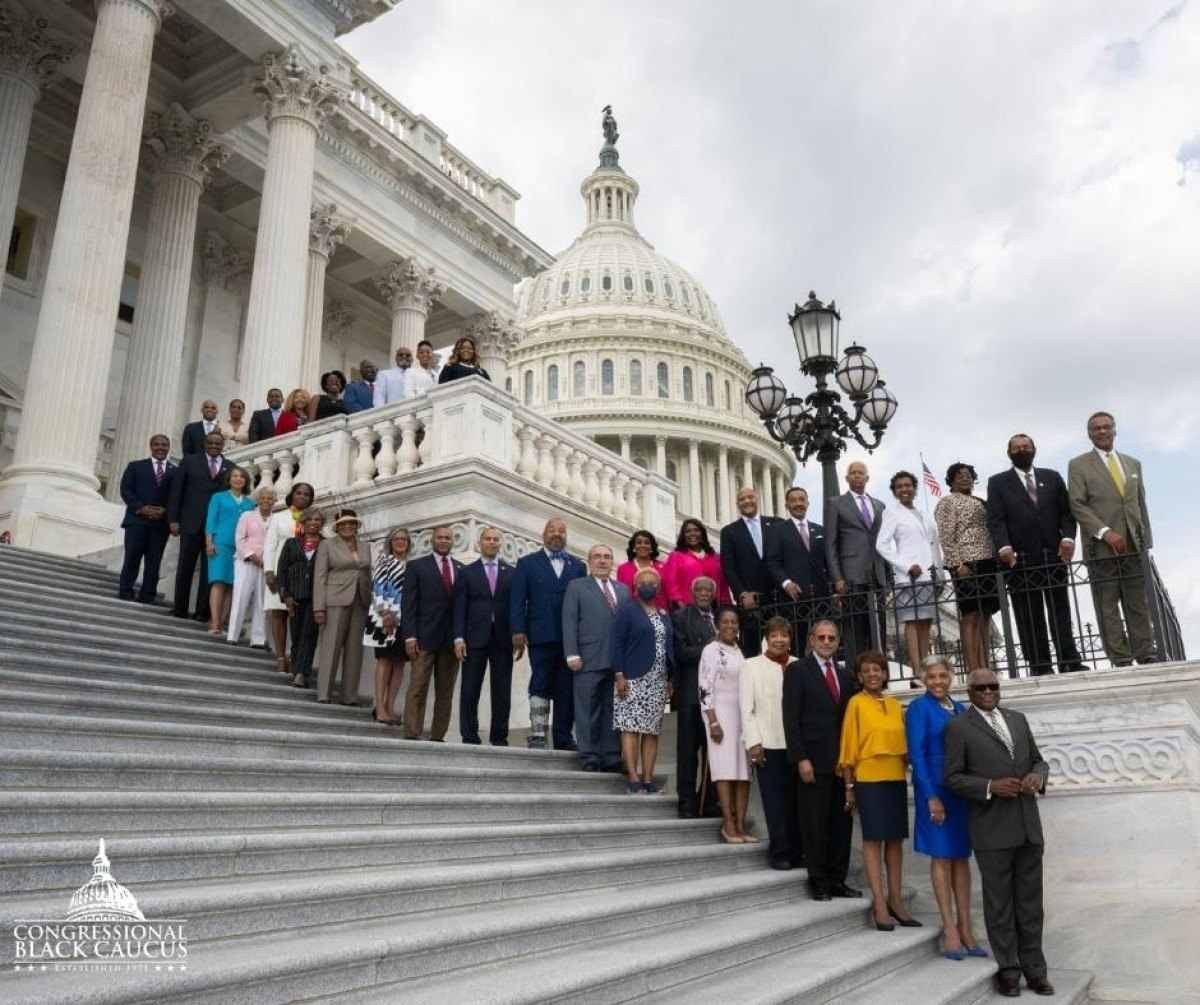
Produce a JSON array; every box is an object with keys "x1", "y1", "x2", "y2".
[
  {"x1": 511, "y1": 108, "x2": 795, "y2": 528},
  {"x1": 66, "y1": 840, "x2": 145, "y2": 922}
]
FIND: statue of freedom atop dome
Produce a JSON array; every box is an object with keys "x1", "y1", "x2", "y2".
[{"x1": 602, "y1": 105, "x2": 619, "y2": 147}]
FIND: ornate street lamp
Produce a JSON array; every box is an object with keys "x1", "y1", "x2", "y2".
[{"x1": 746, "y1": 291, "x2": 898, "y2": 516}]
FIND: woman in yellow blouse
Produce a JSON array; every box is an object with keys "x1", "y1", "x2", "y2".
[{"x1": 839, "y1": 650, "x2": 921, "y2": 932}]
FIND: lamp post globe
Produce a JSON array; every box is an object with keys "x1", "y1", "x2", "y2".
[{"x1": 788, "y1": 291, "x2": 841, "y2": 374}]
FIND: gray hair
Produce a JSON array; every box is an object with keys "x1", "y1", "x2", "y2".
[
  {"x1": 922, "y1": 654, "x2": 951, "y2": 673},
  {"x1": 252, "y1": 484, "x2": 277, "y2": 502},
  {"x1": 691, "y1": 575, "x2": 716, "y2": 594}
]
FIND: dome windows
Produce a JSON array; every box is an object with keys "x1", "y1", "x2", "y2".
[
  {"x1": 580, "y1": 272, "x2": 591, "y2": 294},
  {"x1": 683, "y1": 366, "x2": 694, "y2": 402},
  {"x1": 643, "y1": 273, "x2": 655, "y2": 295},
  {"x1": 623, "y1": 271, "x2": 635, "y2": 293},
  {"x1": 724, "y1": 379, "x2": 732, "y2": 411},
  {"x1": 601, "y1": 359, "x2": 614, "y2": 395},
  {"x1": 681, "y1": 284, "x2": 691, "y2": 306},
  {"x1": 662, "y1": 276, "x2": 675, "y2": 299},
  {"x1": 523, "y1": 370, "x2": 534, "y2": 405},
  {"x1": 547, "y1": 364, "x2": 559, "y2": 402},
  {"x1": 559, "y1": 274, "x2": 571, "y2": 297},
  {"x1": 573, "y1": 360, "x2": 586, "y2": 397},
  {"x1": 705, "y1": 372, "x2": 715, "y2": 407},
  {"x1": 657, "y1": 362, "x2": 670, "y2": 399},
  {"x1": 630, "y1": 359, "x2": 643, "y2": 396},
  {"x1": 601, "y1": 271, "x2": 613, "y2": 292}
]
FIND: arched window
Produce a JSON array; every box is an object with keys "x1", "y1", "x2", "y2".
[
  {"x1": 643, "y1": 273, "x2": 655, "y2": 294},
  {"x1": 682, "y1": 366, "x2": 694, "y2": 402},
  {"x1": 559, "y1": 274, "x2": 570, "y2": 297},
  {"x1": 580, "y1": 272, "x2": 591, "y2": 293},
  {"x1": 601, "y1": 359, "x2": 614, "y2": 395},
  {"x1": 573, "y1": 359, "x2": 586, "y2": 397},
  {"x1": 681, "y1": 284, "x2": 691, "y2": 305},
  {"x1": 630, "y1": 359, "x2": 642, "y2": 396},
  {"x1": 523, "y1": 370, "x2": 534, "y2": 405},
  {"x1": 601, "y1": 271, "x2": 613, "y2": 292},
  {"x1": 505, "y1": 376, "x2": 512, "y2": 394},
  {"x1": 666, "y1": 459, "x2": 678, "y2": 483},
  {"x1": 657, "y1": 361, "x2": 670, "y2": 399},
  {"x1": 623, "y1": 272, "x2": 635, "y2": 292},
  {"x1": 724, "y1": 380, "x2": 732, "y2": 411},
  {"x1": 546, "y1": 364, "x2": 559, "y2": 402},
  {"x1": 705, "y1": 372, "x2": 715, "y2": 406},
  {"x1": 663, "y1": 276, "x2": 675, "y2": 299}
]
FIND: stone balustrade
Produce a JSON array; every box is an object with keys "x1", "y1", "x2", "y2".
[{"x1": 224, "y1": 377, "x2": 677, "y2": 541}]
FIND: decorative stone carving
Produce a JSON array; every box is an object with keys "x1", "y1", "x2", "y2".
[
  {"x1": 467, "y1": 311, "x2": 523, "y2": 356},
  {"x1": 374, "y1": 255, "x2": 445, "y2": 314},
  {"x1": 253, "y1": 44, "x2": 345, "y2": 130},
  {"x1": 309, "y1": 200, "x2": 353, "y2": 259},
  {"x1": 0, "y1": 1, "x2": 74, "y2": 95},
  {"x1": 322, "y1": 299, "x2": 355, "y2": 341},
  {"x1": 201, "y1": 231, "x2": 249, "y2": 288},
  {"x1": 1043, "y1": 736, "x2": 1188, "y2": 789},
  {"x1": 143, "y1": 103, "x2": 227, "y2": 186}
]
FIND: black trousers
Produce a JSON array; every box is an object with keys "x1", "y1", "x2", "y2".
[
  {"x1": 289, "y1": 598, "x2": 319, "y2": 683},
  {"x1": 675, "y1": 702, "x2": 717, "y2": 812},
  {"x1": 173, "y1": 531, "x2": 210, "y2": 619},
  {"x1": 737, "y1": 607, "x2": 762, "y2": 659},
  {"x1": 975, "y1": 842, "x2": 1047, "y2": 981},
  {"x1": 796, "y1": 771, "x2": 851, "y2": 891},
  {"x1": 460, "y1": 637, "x2": 514, "y2": 745},
  {"x1": 757, "y1": 749, "x2": 803, "y2": 866},
  {"x1": 841, "y1": 584, "x2": 883, "y2": 670},
  {"x1": 1008, "y1": 563, "x2": 1081, "y2": 672},
  {"x1": 120, "y1": 523, "x2": 168, "y2": 600}
]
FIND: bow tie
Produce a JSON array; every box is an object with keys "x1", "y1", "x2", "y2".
[{"x1": 549, "y1": 550, "x2": 567, "y2": 562}]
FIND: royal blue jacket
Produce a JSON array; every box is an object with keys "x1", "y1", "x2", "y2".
[{"x1": 508, "y1": 549, "x2": 586, "y2": 645}]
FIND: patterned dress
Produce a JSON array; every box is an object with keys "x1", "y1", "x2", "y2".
[
  {"x1": 613, "y1": 612, "x2": 670, "y2": 735},
  {"x1": 363, "y1": 555, "x2": 406, "y2": 655},
  {"x1": 698, "y1": 641, "x2": 751, "y2": 781}
]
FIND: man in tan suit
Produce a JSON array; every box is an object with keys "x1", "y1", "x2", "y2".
[{"x1": 1067, "y1": 411, "x2": 1155, "y2": 666}]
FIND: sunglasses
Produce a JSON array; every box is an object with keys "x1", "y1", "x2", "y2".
[
  {"x1": 813, "y1": 634, "x2": 838, "y2": 642},
  {"x1": 969, "y1": 683, "x2": 1000, "y2": 692}
]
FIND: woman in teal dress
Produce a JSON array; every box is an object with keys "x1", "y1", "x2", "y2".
[
  {"x1": 205, "y1": 466, "x2": 255, "y2": 635},
  {"x1": 906, "y1": 655, "x2": 987, "y2": 960}
]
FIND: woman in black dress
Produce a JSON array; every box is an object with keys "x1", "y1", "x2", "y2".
[
  {"x1": 308, "y1": 370, "x2": 348, "y2": 421},
  {"x1": 437, "y1": 336, "x2": 491, "y2": 384}
]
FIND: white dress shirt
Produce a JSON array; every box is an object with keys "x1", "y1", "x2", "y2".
[
  {"x1": 876, "y1": 504, "x2": 942, "y2": 581},
  {"x1": 202, "y1": 419, "x2": 217, "y2": 435},
  {"x1": 269, "y1": 408, "x2": 282, "y2": 426},
  {"x1": 739, "y1": 654, "x2": 788, "y2": 751},
  {"x1": 406, "y1": 365, "x2": 438, "y2": 397},
  {"x1": 373, "y1": 367, "x2": 409, "y2": 406},
  {"x1": 545, "y1": 548, "x2": 565, "y2": 578}
]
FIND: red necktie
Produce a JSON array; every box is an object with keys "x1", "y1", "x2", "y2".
[
  {"x1": 440, "y1": 555, "x2": 454, "y2": 593},
  {"x1": 823, "y1": 660, "x2": 840, "y2": 702}
]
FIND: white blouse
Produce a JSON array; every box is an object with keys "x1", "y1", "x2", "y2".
[{"x1": 876, "y1": 504, "x2": 942, "y2": 582}]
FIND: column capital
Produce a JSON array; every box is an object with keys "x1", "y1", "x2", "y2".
[
  {"x1": 375, "y1": 255, "x2": 445, "y2": 315},
  {"x1": 467, "y1": 311, "x2": 522, "y2": 355},
  {"x1": 254, "y1": 45, "x2": 345, "y2": 131},
  {"x1": 144, "y1": 103, "x2": 227, "y2": 186},
  {"x1": 201, "y1": 231, "x2": 249, "y2": 288},
  {"x1": 101, "y1": 0, "x2": 175, "y2": 25},
  {"x1": 0, "y1": 1, "x2": 74, "y2": 98},
  {"x1": 322, "y1": 299, "x2": 355, "y2": 342},
  {"x1": 309, "y1": 200, "x2": 353, "y2": 259}
]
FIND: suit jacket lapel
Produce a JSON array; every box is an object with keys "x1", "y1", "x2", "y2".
[{"x1": 967, "y1": 705, "x2": 1014, "y2": 758}]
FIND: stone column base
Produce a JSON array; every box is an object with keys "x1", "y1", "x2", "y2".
[{"x1": 0, "y1": 475, "x2": 123, "y2": 555}]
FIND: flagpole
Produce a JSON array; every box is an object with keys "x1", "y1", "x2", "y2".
[{"x1": 919, "y1": 453, "x2": 932, "y2": 519}]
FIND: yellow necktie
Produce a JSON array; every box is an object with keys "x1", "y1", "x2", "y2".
[{"x1": 1106, "y1": 453, "x2": 1126, "y2": 496}]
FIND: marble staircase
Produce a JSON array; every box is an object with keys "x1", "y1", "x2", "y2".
[{"x1": 0, "y1": 545, "x2": 1092, "y2": 1003}]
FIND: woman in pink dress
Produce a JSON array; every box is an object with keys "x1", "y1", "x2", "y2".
[
  {"x1": 699, "y1": 608, "x2": 755, "y2": 844},
  {"x1": 616, "y1": 529, "x2": 668, "y2": 611},
  {"x1": 662, "y1": 519, "x2": 729, "y2": 610}
]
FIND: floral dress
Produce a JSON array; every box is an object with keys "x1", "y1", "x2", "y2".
[{"x1": 613, "y1": 612, "x2": 670, "y2": 736}]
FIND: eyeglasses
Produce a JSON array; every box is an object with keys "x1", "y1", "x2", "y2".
[
  {"x1": 813, "y1": 634, "x2": 838, "y2": 642},
  {"x1": 969, "y1": 683, "x2": 1000, "y2": 692}
]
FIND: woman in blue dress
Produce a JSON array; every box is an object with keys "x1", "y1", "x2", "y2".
[
  {"x1": 906, "y1": 655, "x2": 988, "y2": 960},
  {"x1": 204, "y1": 466, "x2": 255, "y2": 635}
]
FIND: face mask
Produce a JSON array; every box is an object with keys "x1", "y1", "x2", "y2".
[
  {"x1": 1009, "y1": 451, "x2": 1034, "y2": 471},
  {"x1": 637, "y1": 584, "x2": 659, "y2": 602}
]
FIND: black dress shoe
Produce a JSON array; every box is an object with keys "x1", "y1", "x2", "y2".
[
  {"x1": 831, "y1": 883, "x2": 863, "y2": 898},
  {"x1": 995, "y1": 974, "x2": 1021, "y2": 997},
  {"x1": 677, "y1": 806, "x2": 698, "y2": 819},
  {"x1": 580, "y1": 762, "x2": 599, "y2": 772},
  {"x1": 886, "y1": 903, "x2": 923, "y2": 926},
  {"x1": 769, "y1": 859, "x2": 793, "y2": 871},
  {"x1": 1026, "y1": 976, "x2": 1055, "y2": 996},
  {"x1": 1059, "y1": 660, "x2": 1088, "y2": 673},
  {"x1": 1028, "y1": 665, "x2": 1053, "y2": 677},
  {"x1": 118, "y1": 592, "x2": 135, "y2": 601},
  {"x1": 811, "y1": 887, "x2": 832, "y2": 902}
]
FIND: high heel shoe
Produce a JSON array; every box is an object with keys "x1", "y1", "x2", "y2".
[
  {"x1": 870, "y1": 910, "x2": 894, "y2": 932},
  {"x1": 962, "y1": 944, "x2": 989, "y2": 958},
  {"x1": 887, "y1": 903, "x2": 923, "y2": 927},
  {"x1": 719, "y1": 828, "x2": 745, "y2": 844}
]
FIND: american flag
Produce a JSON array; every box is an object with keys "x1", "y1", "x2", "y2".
[{"x1": 921, "y1": 460, "x2": 942, "y2": 498}]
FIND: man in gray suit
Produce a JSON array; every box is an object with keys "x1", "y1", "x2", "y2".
[
  {"x1": 563, "y1": 544, "x2": 629, "y2": 772},
  {"x1": 823, "y1": 461, "x2": 888, "y2": 668},
  {"x1": 1067, "y1": 411, "x2": 1155, "y2": 666},
  {"x1": 945, "y1": 669, "x2": 1053, "y2": 998}
]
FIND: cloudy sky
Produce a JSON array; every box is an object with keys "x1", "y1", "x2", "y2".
[{"x1": 344, "y1": 1, "x2": 1200, "y2": 649}]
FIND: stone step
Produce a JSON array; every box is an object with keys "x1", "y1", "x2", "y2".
[
  {"x1": 0, "y1": 788, "x2": 673, "y2": 837},
  {"x1": 0, "y1": 817, "x2": 720, "y2": 893},
  {"x1": 0, "y1": 746, "x2": 621, "y2": 799},
  {"x1": 0, "y1": 844, "x2": 776, "y2": 965},
  {"x1": 0, "y1": 580, "x2": 207, "y2": 627},
  {"x1": 0, "y1": 708, "x2": 581, "y2": 769},
  {"x1": 0, "y1": 609, "x2": 279, "y2": 666},
  {"x1": 0, "y1": 544, "x2": 122, "y2": 582},
  {"x1": 322, "y1": 898, "x2": 921, "y2": 1005},
  {"x1": 0, "y1": 870, "x2": 821, "y2": 1004},
  {"x1": 0, "y1": 556, "x2": 128, "y2": 593},
  {"x1": 828, "y1": 959, "x2": 1093, "y2": 1004}
]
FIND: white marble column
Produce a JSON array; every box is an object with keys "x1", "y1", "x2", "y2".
[
  {"x1": 619, "y1": 433, "x2": 632, "y2": 462},
  {"x1": 655, "y1": 435, "x2": 667, "y2": 478},
  {"x1": 0, "y1": 3, "x2": 71, "y2": 307},
  {"x1": 301, "y1": 201, "x2": 352, "y2": 390},
  {"x1": 241, "y1": 46, "x2": 344, "y2": 400},
  {"x1": 717, "y1": 444, "x2": 730, "y2": 523},
  {"x1": 741, "y1": 453, "x2": 754, "y2": 497},
  {"x1": 469, "y1": 311, "x2": 521, "y2": 390},
  {"x1": 762, "y1": 462, "x2": 777, "y2": 517},
  {"x1": 2, "y1": 0, "x2": 169, "y2": 503},
  {"x1": 687, "y1": 439, "x2": 701, "y2": 520},
  {"x1": 376, "y1": 256, "x2": 445, "y2": 356},
  {"x1": 109, "y1": 105, "x2": 226, "y2": 492},
  {"x1": 775, "y1": 469, "x2": 791, "y2": 510}
]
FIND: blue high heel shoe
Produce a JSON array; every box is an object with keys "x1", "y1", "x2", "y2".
[
  {"x1": 963, "y1": 945, "x2": 989, "y2": 958},
  {"x1": 942, "y1": 948, "x2": 965, "y2": 961}
]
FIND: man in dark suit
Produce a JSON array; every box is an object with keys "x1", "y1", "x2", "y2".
[
  {"x1": 765, "y1": 486, "x2": 829, "y2": 655},
  {"x1": 720, "y1": 486, "x2": 782, "y2": 658},
  {"x1": 824, "y1": 461, "x2": 888, "y2": 669},
  {"x1": 167, "y1": 430, "x2": 230, "y2": 621},
  {"x1": 509, "y1": 517, "x2": 587, "y2": 750},
  {"x1": 343, "y1": 362, "x2": 378, "y2": 414},
  {"x1": 453, "y1": 526, "x2": 515, "y2": 746},
  {"x1": 118, "y1": 434, "x2": 176, "y2": 603},
  {"x1": 402, "y1": 524, "x2": 464, "y2": 741},
  {"x1": 986, "y1": 433, "x2": 1086, "y2": 675},
  {"x1": 248, "y1": 388, "x2": 284, "y2": 444},
  {"x1": 782, "y1": 619, "x2": 860, "y2": 901},
  {"x1": 671, "y1": 576, "x2": 719, "y2": 817},
  {"x1": 945, "y1": 669, "x2": 1054, "y2": 998},
  {"x1": 181, "y1": 400, "x2": 219, "y2": 455},
  {"x1": 562, "y1": 544, "x2": 628, "y2": 772}
]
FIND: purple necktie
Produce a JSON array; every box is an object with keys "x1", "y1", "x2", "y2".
[
  {"x1": 485, "y1": 562, "x2": 497, "y2": 595},
  {"x1": 154, "y1": 462, "x2": 164, "y2": 486},
  {"x1": 858, "y1": 496, "x2": 873, "y2": 527},
  {"x1": 209, "y1": 457, "x2": 219, "y2": 479}
]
